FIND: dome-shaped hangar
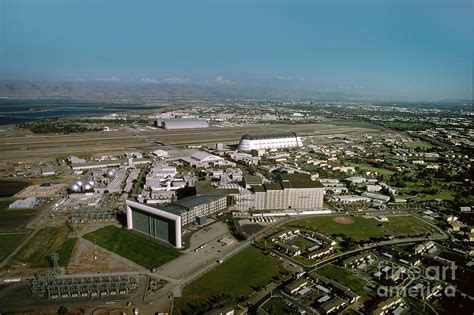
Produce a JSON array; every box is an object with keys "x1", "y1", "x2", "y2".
[{"x1": 238, "y1": 132, "x2": 302, "y2": 151}]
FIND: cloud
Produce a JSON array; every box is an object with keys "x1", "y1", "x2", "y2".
[
  {"x1": 337, "y1": 85, "x2": 366, "y2": 89},
  {"x1": 161, "y1": 77, "x2": 190, "y2": 83},
  {"x1": 275, "y1": 76, "x2": 293, "y2": 80},
  {"x1": 95, "y1": 76, "x2": 121, "y2": 82},
  {"x1": 139, "y1": 77, "x2": 159, "y2": 84},
  {"x1": 216, "y1": 76, "x2": 231, "y2": 84}
]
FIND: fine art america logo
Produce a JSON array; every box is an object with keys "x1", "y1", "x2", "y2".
[{"x1": 376, "y1": 261, "x2": 457, "y2": 298}]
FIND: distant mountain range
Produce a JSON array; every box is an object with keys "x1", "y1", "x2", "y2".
[{"x1": 0, "y1": 80, "x2": 359, "y2": 101}]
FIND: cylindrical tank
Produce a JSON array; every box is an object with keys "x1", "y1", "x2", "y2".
[
  {"x1": 70, "y1": 183, "x2": 81, "y2": 192},
  {"x1": 84, "y1": 184, "x2": 92, "y2": 191},
  {"x1": 76, "y1": 180, "x2": 83, "y2": 187},
  {"x1": 87, "y1": 179, "x2": 95, "y2": 187},
  {"x1": 106, "y1": 169, "x2": 116, "y2": 178}
]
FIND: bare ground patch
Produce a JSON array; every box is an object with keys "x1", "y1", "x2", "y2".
[
  {"x1": 67, "y1": 238, "x2": 142, "y2": 273},
  {"x1": 333, "y1": 216, "x2": 354, "y2": 225}
]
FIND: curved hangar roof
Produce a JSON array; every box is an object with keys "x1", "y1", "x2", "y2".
[{"x1": 240, "y1": 132, "x2": 298, "y2": 141}]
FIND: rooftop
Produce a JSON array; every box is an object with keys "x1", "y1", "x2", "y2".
[
  {"x1": 278, "y1": 174, "x2": 324, "y2": 189},
  {"x1": 240, "y1": 132, "x2": 298, "y2": 141},
  {"x1": 174, "y1": 194, "x2": 225, "y2": 209}
]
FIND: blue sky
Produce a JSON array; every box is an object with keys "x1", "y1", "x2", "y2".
[{"x1": 1, "y1": 0, "x2": 472, "y2": 100}]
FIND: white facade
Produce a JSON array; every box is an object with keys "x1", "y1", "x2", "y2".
[
  {"x1": 126, "y1": 200, "x2": 182, "y2": 248},
  {"x1": 155, "y1": 118, "x2": 208, "y2": 129},
  {"x1": 238, "y1": 133, "x2": 303, "y2": 151}
]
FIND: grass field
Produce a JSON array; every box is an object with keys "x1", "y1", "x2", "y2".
[
  {"x1": 175, "y1": 246, "x2": 285, "y2": 314},
  {"x1": 83, "y1": 225, "x2": 181, "y2": 269},
  {"x1": 388, "y1": 216, "x2": 433, "y2": 235},
  {"x1": 347, "y1": 162, "x2": 394, "y2": 176},
  {"x1": 406, "y1": 141, "x2": 433, "y2": 149},
  {"x1": 289, "y1": 215, "x2": 433, "y2": 241},
  {"x1": 326, "y1": 120, "x2": 382, "y2": 130},
  {"x1": 396, "y1": 181, "x2": 455, "y2": 202},
  {"x1": 262, "y1": 297, "x2": 300, "y2": 315},
  {"x1": 0, "y1": 208, "x2": 37, "y2": 231},
  {"x1": 417, "y1": 191, "x2": 455, "y2": 201},
  {"x1": 290, "y1": 216, "x2": 385, "y2": 241},
  {"x1": 287, "y1": 236, "x2": 314, "y2": 250},
  {"x1": 0, "y1": 233, "x2": 28, "y2": 261},
  {"x1": 313, "y1": 264, "x2": 373, "y2": 301},
  {"x1": 12, "y1": 227, "x2": 75, "y2": 267}
]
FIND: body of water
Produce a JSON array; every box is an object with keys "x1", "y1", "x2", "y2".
[
  {"x1": 0, "y1": 99, "x2": 162, "y2": 125},
  {"x1": 0, "y1": 180, "x2": 30, "y2": 197}
]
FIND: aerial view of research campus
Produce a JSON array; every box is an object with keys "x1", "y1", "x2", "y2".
[{"x1": 0, "y1": 1, "x2": 472, "y2": 315}]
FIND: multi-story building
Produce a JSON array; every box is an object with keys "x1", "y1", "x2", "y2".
[
  {"x1": 250, "y1": 174, "x2": 324, "y2": 210},
  {"x1": 173, "y1": 195, "x2": 227, "y2": 225},
  {"x1": 126, "y1": 194, "x2": 227, "y2": 248},
  {"x1": 238, "y1": 132, "x2": 303, "y2": 151}
]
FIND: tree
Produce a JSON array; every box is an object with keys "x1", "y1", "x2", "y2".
[{"x1": 58, "y1": 307, "x2": 69, "y2": 315}]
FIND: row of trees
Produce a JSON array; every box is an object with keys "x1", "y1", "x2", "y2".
[{"x1": 19, "y1": 121, "x2": 101, "y2": 134}]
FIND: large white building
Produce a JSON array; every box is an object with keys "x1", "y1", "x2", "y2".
[
  {"x1": 238, "y1": 133, "x2": 303, "y2": 151},
  {"x1": 251, "y1": 174, "x2": 324, "y2": 210},
  {"x1": 154, "y1": 118, "x2": 208, "y2": 130}
]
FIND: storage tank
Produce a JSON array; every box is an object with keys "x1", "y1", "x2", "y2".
[
  {"x1": 70, "y1": 183, "x2": 81, "y2": 193},
  {"x1": 106, "y1": 169, "x2": 116, "y2": 178}
]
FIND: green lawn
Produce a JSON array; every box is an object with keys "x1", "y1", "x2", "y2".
[
  {"x1": 175, "y1": 246, "x2": 285, "y2": 314},
  {"x1": 406, "y1": 141, "x2": 433, "y2": 149},
  {"x1": 347, "y1": 162, "x2": 394, "y2": 176},
  {"x1": 288, "y1": 215, "x2": 433, "y2": 242},
  {"x1": 12, "y1": 227, "x2": 76, "y2": 267},
  {"x1": 83, "y1": 225, "x2": 180, "y2": 269},
  {"x1": 287, "y1": 236, "x2": 314, "y2": 250},
  {"x1": 395, "y1": 180, "x2": 456, "y2": 202},
  {"x1": 313, "y1": 264, "x2": 373, "y2": 301},
  {"x1": 0, "y1": 206, "x2": 37, "y2": 231},
  {"x1": 417, "y1": 191, "x2": 455, "y2": 201},
  {"x1": 0, "y1": 233, "x2": 28, "y2": 261},
  {"x1": 290, "y1": 216, "x2": 385, "y2": 241},
  {"x1": 262, "y1": 297, "x2": 299, "y2": 315},
  {"x1": 388, "y1": 216, "x2": 433, "y2": 235}
]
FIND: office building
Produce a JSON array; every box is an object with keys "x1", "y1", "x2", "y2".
[{"x1": 126, "y1": 194, "x2": 227, "y2": 248}]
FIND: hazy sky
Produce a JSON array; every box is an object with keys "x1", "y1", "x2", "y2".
[{"x1": 1, "y1": 0, "x2": 472, "y2": 100}]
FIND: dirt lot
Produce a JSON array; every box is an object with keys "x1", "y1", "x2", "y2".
[
  {"x1": 15, "y1": 184, "x2": 67, "y2": 198},
  {"x1": 67, "y1": 236, "x2": 143, "y2": 274}
]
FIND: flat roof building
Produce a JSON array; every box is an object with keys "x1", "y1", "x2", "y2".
[
  {"x1": 251, "y1": 174, "x2": 324, "y2": 210},
  {"x1": 154, "y1": 118, "x2": 208, "y2": 130}
]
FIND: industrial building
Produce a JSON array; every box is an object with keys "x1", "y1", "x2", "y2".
[
  {"x1": 154, "y1": 118, "x2": 209, "y2": 130},
  {"x1": 181, "y1": 151, "x2": 234, "y2": 168},
  {"x1": 9, "y1": 197, "x2": 39, "y2": 209},
  {"x1": 126, "y1": 194, "x2": 227, "y2": 248},
  {"x1": 238, "y1": 132, "x2": 303, "y2": 151},
  {"x1": 248, "y1": 174, "x2": 324, "y2": 210}
]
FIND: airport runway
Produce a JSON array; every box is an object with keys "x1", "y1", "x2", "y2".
[{"x1": 0, "y1": 123, "x2": 377, "y2": 162}]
